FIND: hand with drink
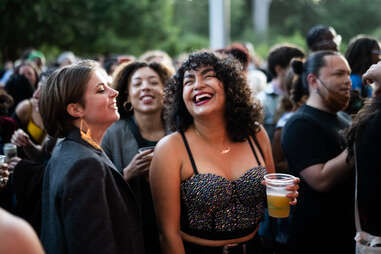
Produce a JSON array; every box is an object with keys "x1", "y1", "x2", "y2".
[
  {"x1": 362, "y1": 61, "x2": 381, "y2": 97},
  {"x1": 11, "y1": 129, "x2": 33, "y2": 148},
  {"x1": 0, "y1": 155, "x2": 10, "y2": 189},
  {"x1": 263, "y1": 173, "x2": 299, "y2": 218},
  {"x1": 3, "y1": 143, "x2": 17, "y2": 161},
  {"x1": 122, "y1": 147, "x2": 155, "y2": 181}
]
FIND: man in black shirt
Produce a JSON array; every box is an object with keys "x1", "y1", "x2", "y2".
[{"x1": 282, "y1": 51, "x2": 355, "y2": 253}]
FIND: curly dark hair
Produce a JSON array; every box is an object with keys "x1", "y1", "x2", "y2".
[
  {"x1": 346, "y1": 95, "x2": 381, "y2": 161},
  {"x1": 165, "y1": 51, "x2": 263, "y2": 142},
  {"x1": 345, "y1": 35, "x2": 379, "y2": 75},
  {"x1": 112, "y1": 61, "x2": 172, "y2": 119}
]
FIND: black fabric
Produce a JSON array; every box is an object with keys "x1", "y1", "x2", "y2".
[
  {"x1": 0, "y1": 176, "x2": 13, "y2": 211},
  {"x1": 127, "y1": 117, "x2": 157, "y2": 148},
  {"x1": 12, "y1": 160, "x2": 45, "y2": 235},
  {"x1": 40, "y1": 128, "x2": 144, "y2": 254},
  {"x1": 281, "y1": 105, "x2": 355, "y2": 253},
  {"x1": 5, "y1": 74, "x2": 35, "y2": 115},
  {"x1": 179, "y1": 131, "x2": 267, "y2": 240},
  {"x1": 183, "y1": 233, "x2": 263, "y2": 254},
  {"x1": 355, "y1": 112, "x2": 381, "y2": 236}
]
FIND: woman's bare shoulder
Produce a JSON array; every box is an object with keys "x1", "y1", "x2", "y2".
[
  {"x1": 156, "y1": 131, "x2": 184, "y2": 151},
  {"x1": 0, "y1": 209, "x2": 44, "y2": 254},
  {"x1": 15, "y1": 99, "x2": 32, "y2": 122}
]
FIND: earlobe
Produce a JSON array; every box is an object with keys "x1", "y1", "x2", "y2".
[
  {"x1": 307, "y1": 74, "x2": 318, "y2": 89},
  {"x1": 275, "y1": 65, "x2": 285, "y2": 77},
  {"x1": 66, "y1": 103, "x2": 84, "y2": 118}
]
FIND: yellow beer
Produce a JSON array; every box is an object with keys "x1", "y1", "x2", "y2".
[{"x1": 267, "y1": 194, "x2": 291, "y2": 218}]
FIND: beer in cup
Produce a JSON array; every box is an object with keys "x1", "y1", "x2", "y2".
[
  {"x1": 0, "y1": 155, "x2": 5, "y2": 165},
  {"x1": 138, "y1": 146, "x2": 155, "y2": 153},
  {"x1": 3, "y1": 143, "x2": 17, "y2": 161},
  {"x1": 264, "y1": 173, "x2": 295, "y2": 218},
  {"x1": 0, "y1": 155, "x2": 7, "y2": 187}
]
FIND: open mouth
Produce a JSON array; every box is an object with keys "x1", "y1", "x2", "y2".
[
  {"x1": 193, "y1": 93, "x2": 213, "y2": 105},
  {"x1": 141, "y1": 95, "x2": 154, "y2": 104}
]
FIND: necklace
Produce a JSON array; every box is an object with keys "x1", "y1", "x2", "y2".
[{"x1": 194, "y1": 127, "x2": 231, "y2": 154}]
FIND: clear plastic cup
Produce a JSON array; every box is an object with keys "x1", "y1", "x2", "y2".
[
  {"x1": 264, "y1": 173, "x2": 295, "y2": 218},
  {"x1": 138, "y1": 146, "x2": 155, "y2": 153},
  {"x1": 0, "y1": 155, "x2": 5, "y2": 165},
  {"x1": 3, "y1": 143, "x2": 17, "y2": 160}
]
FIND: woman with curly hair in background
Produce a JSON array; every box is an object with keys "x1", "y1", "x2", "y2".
[{"x1": 150, "y1": 51, "x2": 299, "y2": 254}]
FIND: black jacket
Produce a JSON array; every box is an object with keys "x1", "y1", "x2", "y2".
[{"x1": 40, "y1": 128, "x2": 144, "y2": 254}]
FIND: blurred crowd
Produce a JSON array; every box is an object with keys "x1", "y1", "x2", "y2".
[{"x1": 0, "y1": 24, "x2": 380, "y2": 254}]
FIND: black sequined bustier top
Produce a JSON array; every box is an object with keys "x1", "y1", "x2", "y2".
[{"x1": 179, "y1": 131, "x2": 267, "y2": 240}]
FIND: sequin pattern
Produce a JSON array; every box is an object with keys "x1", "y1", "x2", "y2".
[{"x1": 181, "y1": 166, "x2": 266, "y2": 233}]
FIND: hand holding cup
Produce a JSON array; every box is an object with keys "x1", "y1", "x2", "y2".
[
  {"x1": 123, "y1": 147, "x2": 155, "y2": 181},
  {"x1": 263, "y1": 173, "x2": 299, "y2": 218},
  {"x1": 0, "y1": 156, "x2": 9, "y2": 189}
]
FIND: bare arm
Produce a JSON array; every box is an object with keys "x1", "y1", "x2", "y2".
[
  {"x1": 300, "y1": 149, "x2": 353, "y2": 192},
  {"x1": 150, "y1": 134, "x2": 185, "y2": 254},
  {"x1": 0, "y1": 209, "x2": 45, "y2": 254},
  {"x1": 272, "y1": 128, "x2": 288, "y2": 173},
  {"x1": 257, "y1": 125, "x2": 275, "y2": 173}
]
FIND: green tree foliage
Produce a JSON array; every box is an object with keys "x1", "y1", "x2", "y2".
[
  {"x1": 0, "y1": 0, "x2": 174, "y2": 61},
  {"x1": 269, "y1": 0, "x2": 381, "y2": 43},
  {"x1": 2, "y1": 0, "x2": 381, "y2": 63}
]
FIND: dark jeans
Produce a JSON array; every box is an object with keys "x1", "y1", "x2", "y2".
[{"x1": 183, "y1": 234, "x2": 263, "y2": 254}]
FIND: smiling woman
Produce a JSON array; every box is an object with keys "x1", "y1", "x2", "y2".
[
  {"x1": 38, "y1": 60, "x2": 144, "y2": 254},
  {"x1": 150, "y1": 51, "x2": 300, "y2": 254},
  {"x1": 101, "y1": 61, "x2": 172, "y2": 254}
]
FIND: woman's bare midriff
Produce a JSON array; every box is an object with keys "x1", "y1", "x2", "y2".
[{"x1": 180, "y1": 226, "x2": 258, "y2": 247}]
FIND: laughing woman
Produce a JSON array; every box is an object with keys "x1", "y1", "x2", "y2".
[
  {"x1": 39, "y1": 60, "x2": 144, "y2": 254},
  {"x1": 102, "y1": 61, "x2": 171, "y2": 254},
  {"x1": 150, "y1": 51, "x2": 299, "y2": 254}
]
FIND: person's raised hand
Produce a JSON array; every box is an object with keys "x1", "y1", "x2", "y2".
[
  {"x1": 122, "y1": 149, "x2": 154, "y2": 181},
  {"x1": 11, "y1": 129, "x2": 32, "y2": 147},
  {"x1": 363, "y1": 62, "x2": 381, "y2": 97}
]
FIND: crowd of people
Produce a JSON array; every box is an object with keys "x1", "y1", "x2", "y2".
[{"x1": 0, "y1": 24, "x2": 380, "y2": 254}]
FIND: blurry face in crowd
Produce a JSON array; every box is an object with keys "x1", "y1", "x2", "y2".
[
  {"x1": 80, "y1": 69, "x2": 119, "y2": 128},
  {"x1": 313, "y1": 29, "x2": 341, "y2": 52},
  {"x1": 371, "y1": 43, "x2": 381, "y2": 65},
  {"x1": 182, "y1": 66, "x2": 226, "y2": 119},
  {"x1": 32, "y1": 82, "x2": 42, "y2": 112},
  {"x1": 19, "y1": 65, "x2": 37, "y2": 87},
  {"x1": 316, "y1": 55, "x2": 352, "y2": 112},
  {"x1": 127, "y1": 67, "x2": 165, "y2": 115}
]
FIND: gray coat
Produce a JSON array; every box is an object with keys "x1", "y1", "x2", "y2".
[{"x1": 102, "y1": 119, "x2": 139, "y2": 172}]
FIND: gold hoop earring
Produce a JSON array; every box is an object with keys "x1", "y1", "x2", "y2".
[{"x1": 123, "y1": 101, "x2": 133, "y2": 112}]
